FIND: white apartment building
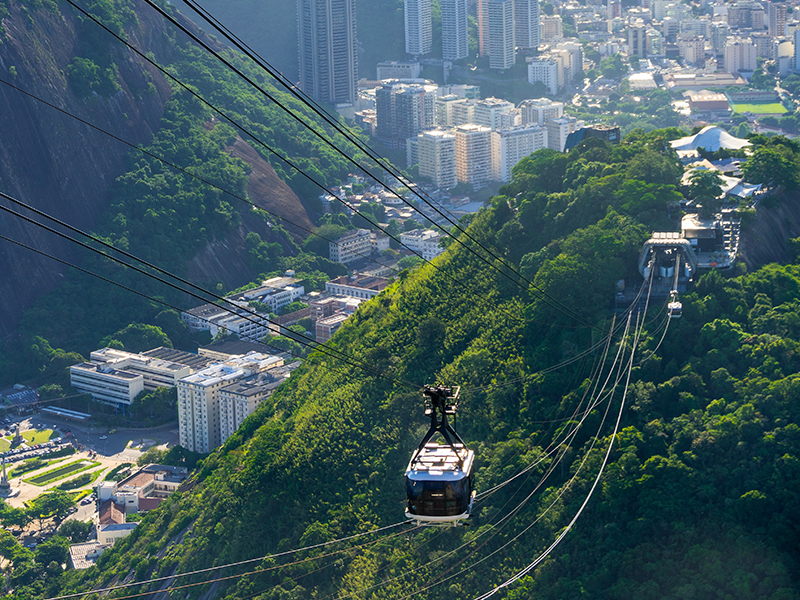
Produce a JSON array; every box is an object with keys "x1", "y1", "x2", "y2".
[
  {"x1": 497, "y1": 109, "x2": 521, "y2": 130},
  {"x1": 488, "y1": 0, "x2": 515, "y2": 70},
  {"x1": 70, "y1": 362, "x2": 144, "y2": 406},
  {"x1": 219, "y1": 370, "x2": 284, "y2": 443},
  {"x1": 680, "y1": 18, "x2": 710, "y2": 38},
  {"x1": 540, "y1": 15, "x2": 563, "y2": 42},
  {"x1": 405, "y1": 0, "x2": 432, "y2": 56},
  {"x1": 451, "y1": 98, "x2": 478, "y2": 126},
  {"x1": 491, "y1": 124, "x2": 548, "y2": 183},
  {"x1": 547, "y1": 116, "x2": 583, "y2": 152},
  {"x1": 711, "y1": 22, "x2": 730, "y2": 54},
  {"x1": 751, "y1": 32, "x2": 772, "y2": 60},
  {"x1": 435, "y1": 94, "x2": 462, "y2": 126},
  {"x1": 455, "y1": 124, "x2": 492, "y2": 187},
  {"x1": 400, "y1": 229, "x2": 444, "y2": 260},
  {"x1": 769, "y1": 1, "x2": 786, "y2": 38},
  {"x1": 514, "y1": 0, "x2": 540, "y2": 50},
  {"x1": 473, "y1": 97, "x2": 515, "y2": 130},
  {"x1": 206, "y1": 312, "x2": 275, "y2": 344},
  {"x1": 441, "y1": 0, "x2": 469, "y2": 60},
  {"x1": 724, "y1": 38, "x2": 757, "y2": 74},
  {"x1": 417, "y1": 129, "x2": 457, "y2": 189},
  {"x1": 679, "y1": 36, "x2": 706, "y2": 66},
  {"x1": 178, "y1": 352, "x2": 280, "y2": 453},
  {"x1": 648, "y1": 29, "x2": 665, "y2": 56},
  {"x1": 329, "y1": 228, "x2": 372, "y2": 264},
  {"x1": 528, "y1": 57, "x2": 560, "y2": 94},
  {"x1": 519, "y1": 98, "x2": 564, "y2": 126}
]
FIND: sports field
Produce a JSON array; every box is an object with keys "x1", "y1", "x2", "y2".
[{"x1": 730, "y1": 102, "x2": 788, "y2": 114}]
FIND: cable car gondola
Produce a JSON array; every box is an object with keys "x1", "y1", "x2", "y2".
[
  {"x1": 668, "y1": 291, "x2": 682, "y2": 319},
  {"x1": 405, "y1": 385, "x2": 475, "y2": 524}
]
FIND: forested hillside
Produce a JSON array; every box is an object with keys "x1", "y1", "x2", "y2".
[
  {"x1": 5, "y1": 130, "x2": 798, "y2": 599},
  {"x1": 0, "y1": 0, "x2": 371, "y2": 383}
]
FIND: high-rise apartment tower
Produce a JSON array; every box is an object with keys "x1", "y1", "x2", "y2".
[
  {"x1": 405, "y1": 0, "x2": 432, "y2": 55},
  {"x1": 441, "y1": 0, "x2": 469, "y2": 60},
  {"x1": 297, "y1": 0, "x2": 358, "y2": 105}
]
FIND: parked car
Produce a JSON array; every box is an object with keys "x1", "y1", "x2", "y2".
[{"x1": 99, "y1": 435, "x2": 108, "y2": 440}]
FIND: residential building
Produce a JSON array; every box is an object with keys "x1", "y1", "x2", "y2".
[
  {"x1": 547, "y1": 116, "x2": 583, "y2": 152},
  {"x1": 491, "y1": 124, "x2": 548, "y2": 182},
  {"x1": 226, "y1": 276, "x2": 305, "y2": 313},
  {"x1": 377, "y1": 61, "x2": 422, "y2": 80},
  {"x1": 441, "y1": 0, "x2": 469, "y2": 60},
  {"x1": 727, "y1": 1, "x2": 764, "y2": 30},
  {"x1": 178, "y1": 352, "x2": 279, "y2": 453},
  {"x1": 405, "y1": 0, "x2": 432, "y2": 56},
  {"x1": 514, "y1": 0, "x2": 540, "y2": 50},
  {"x1": 751, "y1": 32, "x2": 772, "y2": 59},
  {"x1": 70, "y1": 362, "x2": 144, "y2": 406},
  {"x1": 416, "y1": 129, "x2": 457, "y2": 189},
  {"x1": 519, "y1": 98, "x2": 564, "y2": 126},
  {"x1": 371, "y1": 231, "x2": 390, "y2": 252},
  {"x1": 220, "y1": 371, "x2": 285, "y2": 443},
  {"x1": 451, "y1": 98, "x2": 478, "y2": 126},
  {"x1": 376, "y1": 80, "x2": 437, "y2": 149},
  {"x1": 647, "y1": 29, "x2": 665, "y2": 56},
  {"x1": 455, "y1": 124, "x2": 492, "y2": 187},
  {"x1": 325, "y1": 274, "x2": 390, "y2": 299},
  {"x1": 477, "y1": 0, "x2": 489, "y2": 56},
  {"x1": 628, "y1": 22, "x2": 648, "y2": 57},
  {"x1": 540, "y1": 15, "x2": 563, "y2": 42},
  {"x1": 488, "y1": 0, "x2": 515, "y2": 70},
  {"x1": 330, "y1": 228, "x2": 372, "y2": 264},
  {"x1": 724, "y1": 38, "x2": 757, "y2": 73},
  {"x1": 297, "y1": 0, "x2": 358, "y2": 105},
  {"x1": 795, "y1": 28, "x2": 800, "y2": 70},
  {"x1": 473, "y1": 97, "x2": 515, "y2": 130},
  {"x1": 680, "y1": 18, "x2": 710, "y2": 38},
  {"x1": 435, "y1": 94, "x2": 463, "y2": 126},
  {"x1": 310, "y1": 295, "x2": 362, "y2": 320},
  {"x1": 400, "y1": 229, "x2": 444, "y2": 260},
  {"x1": 679, "y1": 36, "x2": 706, "y2": 65},
  {"x1": 527, "y1": 57, "x2": 559, "y2": 94},
  {"x1": 710, "y1": 22, "x2": 729, "y2": 54},
  {"x1": 768, "y1": 2, "x2": 786, "y2": 38},
  {"x1": 497, "y1": 109, "x2": 521, "y2": 130}
]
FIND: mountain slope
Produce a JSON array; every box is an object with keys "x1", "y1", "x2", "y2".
[{"x1": 10, "y1": 132, "x2": 799, "y2": 600}]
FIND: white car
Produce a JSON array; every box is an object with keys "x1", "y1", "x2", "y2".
[{"x1": 99, "y1": 435, "x2": 108, "y2": 440}]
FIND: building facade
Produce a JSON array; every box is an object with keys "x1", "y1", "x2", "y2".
[
  {"x1": 416, "y1": 129, "x2": 457, "y2": 189},
  {"x1": 724, "y1": 38, "x2": 757, "y2": 73},
  {"x1": 297, "y1": 0, "x2": 358, "y2": 105},
  {"x1": 519, "y1": 98, "x2": 564, "y2": 126},
  {"x1": 329, "y1": 228, "x2": 372, "y2": 264},
  {"x1": 768, "y1": 1, "x2": 786, "y2": 38},
  {"x1": 527, "y1": 57, "x2": 559, "y2": 94},
  {"x1": 514, "y1": 0, "x2": 540, "y2": 50},
  {"x1": 405, "y1": 0, "x2": 432, "y2": 55},
  {"x1": 455, "y1": 124, "x2": 492, "y2": 187},
  {"x1": 491, "y1": 124, "x2": 548, "y2": 182},
  {"x1": 400, "y1": 229, "x2": 444, "y2": 260},
  {"x1": 441, "y1": 0, "x2": 469, "y2": 60},
  {"x1": 547, "y1": 116, "x2": 582, "y2": 152},
  {"x1": 488, "y1": 0, "x2": 516, "y2": 70},
  {"x1": 219, "y1": 371, "x2": 284, "y2": 443}
]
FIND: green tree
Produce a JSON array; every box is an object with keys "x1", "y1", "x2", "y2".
[
  {"x1": 101, "y1": 323, "x2": 172, "y2": 353},
  {"x1": 742, "y1": 146, "x2": 799, "y2": 188},
  {"x1": 687, "y1": 169, "x2": 725, "y2": 218},
  {"x1": 27, "y1": 491, "x2": 73, "y2": 528}
]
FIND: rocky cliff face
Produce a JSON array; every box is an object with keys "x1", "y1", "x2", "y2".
[
  {"x1": 0, "y1": 0, "x2": 313, "y2": 338},
  {"x1": 0, "y1": 0, "x2": 173, "y2": 337}
]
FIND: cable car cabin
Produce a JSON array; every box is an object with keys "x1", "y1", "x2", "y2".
[
  {"x1": 668, "y1": 295, "x2": 682, "y2": 319},
  {"x1": 406, "y1": 442, "x2": 475, "y2": 523}
]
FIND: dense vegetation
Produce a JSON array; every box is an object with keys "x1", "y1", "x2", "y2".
[
  {"x1": 0, "y1": 0, "x2": 372, "y2": 386},
  {"x1": 3, "y1": 130, "x2": 797, "y2": 598}
]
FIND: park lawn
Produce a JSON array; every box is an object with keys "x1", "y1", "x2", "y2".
[
  {"x1": 24, "y1": 459, "x2": 100, "y2": 486},
  {"x1": 0, "y1": 437, "x2": 10, "y2": 452},
  {"x1": 9, "y1": 456, "x2": 70, "y2": 479},
  {"x1": 22, "y1": 429, "x2": 56, "y2": 444},
  {"x1": 731, "y1": 102, "x2": 788, "y2": 114}
]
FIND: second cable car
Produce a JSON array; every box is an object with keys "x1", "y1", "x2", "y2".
[
  {"x1": 405, "y1": 385, "x2": 475, "y2": 524},
  {"x1": 668, "y1": 291, "x2": 682, "y2": 319}
]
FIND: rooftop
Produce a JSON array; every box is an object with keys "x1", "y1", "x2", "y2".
[
  {"x1": 98, "y1": 499, "x2": 126, "y2": 526},
  {"x1": 143, "y1": 347, "x2": 213, "y2": 371}
]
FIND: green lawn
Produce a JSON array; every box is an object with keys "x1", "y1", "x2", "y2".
[
  {"x1": 730, "y1": 102, "x2": 788, "y2": 114},
  {"x1": 24, "y1": 460, "x2": 100, "y2": 486},
  {"x1": 0, "y1": 438, "x2": 10, "y2": 452},
  {"x1": 22, "y1": 429, "x2": 56, "y2": 444}
]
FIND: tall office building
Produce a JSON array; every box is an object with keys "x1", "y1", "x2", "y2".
[
  {"x1": 441, "y1": 0, "x2": 469, "y2": 60},
  {"x1": 297, "y1": 0, "x2": 358, "y2": 105},
  {"x1": 405, "y1": 0, "x2": 432, "y2": 56},
  {"x1": 488, "y1": 0, "x2": 515, "y2": 70},
  {"x1": 514, "y1": 0, "x2": 540, "y2": 50}
]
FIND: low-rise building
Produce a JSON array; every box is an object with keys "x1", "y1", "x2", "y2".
[
  {"x1": 96, "y1": 499, "x2": 136, "y2": 545},
  {"x1": 68, "y1": 541, "x2": 107, "y2": 570},
  {"x1": 316, "y1": 313, "x2": 351, "y2": 344},
  {"x1": 400, "y1": 229, "x2": 444, "y2": 260},
  {"x1": 69, "y1": 363, "x2": 144, "y2": 406},
  {"x1": 89, "y1": 348, "x2": 191, "y2": 391},
  {"x1": 325, "y1": 274, "x2": 390, "y2": 299},
  {"x1": 330, "y1": 228, "x2": 372, "y2": 264},
  {"x1": 98, "y1": 464, "x2": 189, "y2": 513}
]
